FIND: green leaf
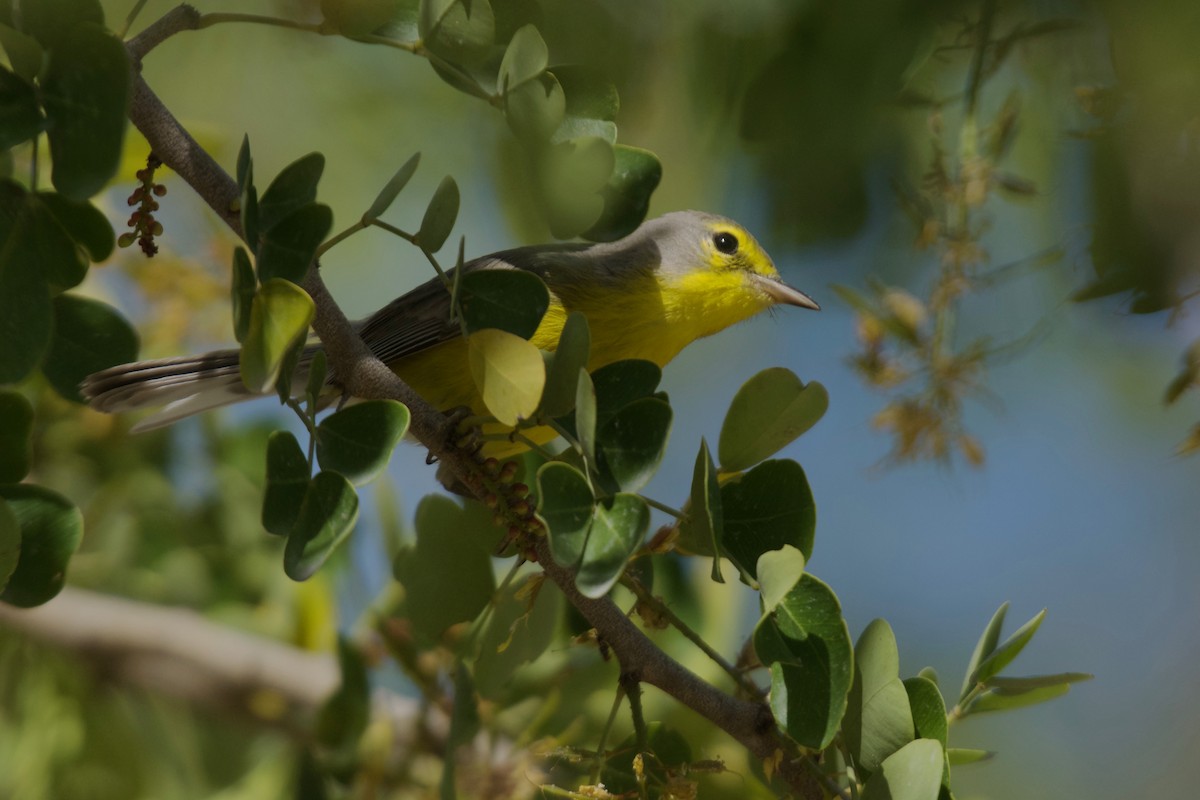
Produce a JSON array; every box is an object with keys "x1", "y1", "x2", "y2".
[
  {"x1": 0, "y1": 66, "x2": 40, "y2": 150},
  {"x1": 756, "y1": 545, "x2": 806, "y2": 612},
  {"x1": 903, "y1": 677, "x2": 948, "y2": 748},
  {"x1": 231, "y1": 247, "x2": 256, "y2": 343},
  {"x1": 364, "y1": 151, "x2": 420, "y2": 221},
  {"x1": 844, "y1": 619, "x2": 916, "y2": 773},
  {"x1": 458, "y1": 269, "x2": 549, "y2": 338},
  {"x1": 595, "y1": 396, "x2": 672, "y2": 493},
  {"x1": 306, "y1": 349, "x2": 327, "y2": 411},
  {"x1": 683, "y1": 438, "x2": 724, "y2": 580},
  {"x1": 720, "y1": 459, "x2": 816, "y2": 578},
  {"x1": 258, "y1": 152, "x2": 325, "y2": 232},
  {"x1": 0, "y1": 183, "x2": 50, "y2": 383},
  {"x1": 256, "y1": 203, "x2": 333, "y2": 285},
  {"x1": 590, "y1": 359, "x2": 661, "y2": 423},
  {"x1": 718, "y1": 368, "x2": 829, "y2": 472},
  {"x1": 0, "y1": 498, "x2": 19, "y2": 593},
  {"x1": 554, "y1": 65, "x2": 619, "y2": 121},
  {"x1": 0, "y1": 24, "x2": 45, "y2": 81},
  {"x1": 0, "y1": 389, "x2": 33, "y2": 483},
  {"x1": 467, "y1": 328, "x2": 545, "y2": 426},
  {"x1": 538, "y1": 311, "x2": 589, "y2": 417},
  {"x1": 539, "y1": 136, "x2": 614, "y2": 238},
  {"x1": 262, "y1": 431, "x2": 312, "y2": 536},
  {"x1": 861, "y1": 739, "x2": 944, "y2": 800},
  {"x1": 946, "y1": 748, "x2": 994, "y2": 766},
  {"x1": 584, "y1": 145, "x2": 663, "y2": 243},
  {"x1": 320, "y1": 0, "x2": 403, "y2": 36},
  {"x1": 284, "y1": 471, "x2": 359, "y2": 581},
  {"x1": 576, "y1": 493, "x2": 647, "y2": 599},
  {"x1": 43, "y1": 294, "x2": 138, "y2": 403},
  {"x1": 966, "y1": 683, "x2": 1072, "y2": 715},
  {"x1": 41, "y1": 23, "x2": 129, "y2": 201},
  {"x1": 38, "y1": 192, "x2": 114, "y2": 262},
  {"x1": 959, "y1": 601, "x2": 1009, "y2": 701},
  {"x1": 0, "y1": 484, "x2": 82, "y2": 608},
  {"x1": 417, "y1": 175, "x2": 459, "y2": 253},
  {"x1": 18, "y1": 0, "x2": 104, "y2": 46},
  {"x1": 241, "y1": 278, "x2": 316, "y2": 394},
  {"x1": 25, "y1": 194, "x2": 88, "y2": 292},
  {"x1": 985, "y1": 672, "x2": 1093, "y2": 691},
  {"x1": 316, "y1": 400, "x2": 410, "y2": 485},
  {"x1": 498, "y1": 24, "x2": 547, "y2": 92},
  {"x1": 419, "y1": 0, "x2": 495, "y2": 66},
  {"x1": 574, "y1": 368, "x2": 597, "y2": 460},
  {"x1": 315, "y1": 638, "x2": 370, "y2": 768},
  {"x1": 505, "y1": 72, "x2": 565, "y2": 144},
  {"x1": 240, "y1": 182, "x2": 259, "y2": 253},
  {"x1": 474, "y1": 574, "x2": 562, "y2": 699},
  {"x1": 757, "y1": 572, "x2": 852, "y2": 750},
  {"x1": 969, "y1": 608, "x2": 1046, "y2": 687},
  {"x1": 393, "y1": 494, "x2": 497, "y2": 642},
  {"x1": 535, "y1": 461, "x2": 594, "y2": 567},
  {"x1": 236, "y1": 135, "x2": 252, "y2": 192}
]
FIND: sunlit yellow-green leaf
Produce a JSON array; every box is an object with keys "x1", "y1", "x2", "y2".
[{"x1": 467, "y1": 328, "x2": 545, "y2": 426}]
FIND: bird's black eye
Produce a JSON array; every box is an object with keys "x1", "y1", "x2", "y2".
[{"x1": 713, "y1": 231, "x2": 739, "y2": 255}]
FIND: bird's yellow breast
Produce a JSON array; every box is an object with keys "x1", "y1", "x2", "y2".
[{"x1": 388, "y1": 267, "x2": 769, "y2": 442}]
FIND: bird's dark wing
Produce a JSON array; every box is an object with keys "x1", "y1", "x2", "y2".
[{"x1": 355, "y1": 244, "x2": 589, "y2": 366}]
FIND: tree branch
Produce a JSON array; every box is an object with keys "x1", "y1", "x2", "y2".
[
  {"x1": 0, "y1": 587, "x2": 417, "y2": 740},
  {"x1": 123, "y1": 10, "x2": 821, "y2": 796}
]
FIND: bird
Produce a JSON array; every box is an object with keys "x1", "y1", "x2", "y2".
[{"x1": 83, "y1": 210, "x2": 819, "y2": 450}]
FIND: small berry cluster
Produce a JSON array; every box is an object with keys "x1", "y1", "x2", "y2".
[
  {"x1": 118, "y1": 153, "x2": 167, "y2": 256},
  {"x1": 454, "y1": 428, "x2": 544, "y2": 556}
]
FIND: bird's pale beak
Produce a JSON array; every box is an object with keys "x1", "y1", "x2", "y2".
[{"x1": 755, "y1": 274, "x2": 820, "y2": 310}]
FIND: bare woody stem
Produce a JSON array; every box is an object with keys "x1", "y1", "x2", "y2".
[{"x1": 124, "y1": 6, "x2": 821, "y2": 797}]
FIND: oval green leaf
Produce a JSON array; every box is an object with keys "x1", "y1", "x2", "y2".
[
  {"x1": 718, "y1": 367, "x2": 829, "y2": 472},
  {"x1": 0, "y1": 390, "x2": 33, "y2": 483},
  {"x1": 419, "y1": 0, "x2": 495, "y2": 66},
  {"x1": 584, "y1": 145, "x2": 663, "y2": 243},
  {"x1": 756, "y1": 545, "x2": 806, "y2": 612},
  {"x1": 258, "y1": 152, "x2": 325, "y2": 232},
  {"x1": 284, "y1": 470, "x2": 359, "y2": 581},
  {"x1": 756, "y1": 572, "x2": 852, "y2": 750},
  {"x1": 458, "y1": 269, "x2": 549, "y2": 339},
  {"x1": 506, "y1": 72, "x2": 566, "y2": 144},
  {"x1": 576, "y1": 492, "x2": 648, "y2": 599},
  {"x1": 860, "y1": 739, "x2": 945, "y2": 800},
  {"x1": 364, "y1": 151, "x2": 420, "y2": 221},
  {"x1": 680, "y1": 437, "x2": 724, "y2": 581},
  {"x1": 590, "y1": 359, "x2": 660, "y2": 423},
  {"x1": 844, "y1": 619, "x2": 915, "y2": 772},
  {"x1": 38, "y1": 191, "x2": 115, "y2": 263},
  {"x1": 0, "y1": 484, "x2": 83, "y2": 608},
  {"x1": 0, "y1": 184, "x2": 51, "y2": 383},
  {"x1": 596, "y1": 396, "x2": 672, "y2": 493},
  {"x1": 498, "y1": 24, "x2": 547, "y2": 91},
  {"x1": 316, "y1": 399, "x2": 411, "y2": 485},
  {"x1": 231, "y1": 246, "x2": 256, "y2": 343},
  {"x1": 903, "y1": 677, "x2": 948, "y2": 748},
  {"x1": 0, "y1": 67, "x2": 41, "y2": 151},
  {"x1": 417, "y1": 175, "x2": 459, "y2": 253},
  {"x1": 538, "y1": 311, "x2": 590, "y2": 418},
  {"x1": 574, "y1": 368, "x2": 597, "y2": 460},
  {"x1": 467, "y1": 328, "x2": 545, "y2": 426},
  {"x1": 0, "y1": 24, "x2": 46, "y2": 82},
  {"x1": 721, "y1": 459, "x2": 815, "y2": 577},
  {"x1": 42, "y1": 23, "x2": 129, "y2": 201},
  {"x1": 0, "y1": 499, "x2": 19, "y2": 593},
  {"x1": 241, "y1": 278, "x2": 316, "y2": 394},
  {"x1": 43, "y1": 294, "x2": 139, "y2": 404},
  {"x1": 262, "y1": 430, "x2": 311, "y2": 536},
  {"x1": 535, "y1": 461, "x2": 594, "y2": 567},
  {"x1": 256, "y1": 202, "x2": 333, "y2": 284}
]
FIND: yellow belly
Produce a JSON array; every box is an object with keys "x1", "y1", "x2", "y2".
[{"x1": 386, "y1": 269, "x2": 769, "y2": 458}]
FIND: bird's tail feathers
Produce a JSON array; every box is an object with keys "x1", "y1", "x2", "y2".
[{"x1": 82, "y1": 345, "x2": 320, "y2": 432}]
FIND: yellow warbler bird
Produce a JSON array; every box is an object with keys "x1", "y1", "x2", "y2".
[{"x1": 84, "y1": 211, "x2": 818, "y2": 446}]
